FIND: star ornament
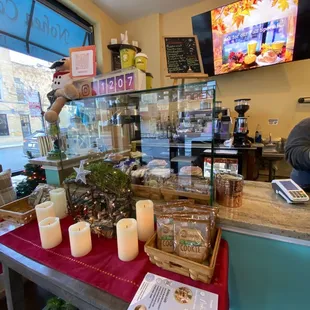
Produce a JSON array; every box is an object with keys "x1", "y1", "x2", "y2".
[{"x1": 74, "y1": 160, "x2": 91, "y2": 184}]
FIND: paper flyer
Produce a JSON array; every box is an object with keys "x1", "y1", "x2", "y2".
[{"x1": 128, "y1": 273, "x2": 218, "y2": 310}]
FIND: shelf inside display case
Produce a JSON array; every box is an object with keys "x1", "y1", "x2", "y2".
[{"x1": 62, "y1": 81, "x2": 218, "y2": 205}]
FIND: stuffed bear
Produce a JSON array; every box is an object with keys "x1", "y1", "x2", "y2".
[{"x1": 45, "y1": 57, "x2": 80, "y2": 123}]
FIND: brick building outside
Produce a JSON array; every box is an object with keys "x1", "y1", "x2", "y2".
[{"x1": 0, "y1": 47, "x2": 53, "y2": 148}]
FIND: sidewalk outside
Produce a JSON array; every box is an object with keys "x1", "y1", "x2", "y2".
[{"x1": 0, "y1": 136, "x2": 23, "y2": 149}]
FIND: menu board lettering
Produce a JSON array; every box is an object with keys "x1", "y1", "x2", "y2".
[{"x1": 164, "y1": 36, "x2": 203, "y2": 74}]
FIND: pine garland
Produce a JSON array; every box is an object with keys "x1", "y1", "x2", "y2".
[{"x1": 16, "y1": 151, "x2": 46, "y2": 198}]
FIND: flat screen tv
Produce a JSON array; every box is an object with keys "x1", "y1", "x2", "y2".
[{"x1": 192, "y1": 0, "x2": 310, "y2": 76}]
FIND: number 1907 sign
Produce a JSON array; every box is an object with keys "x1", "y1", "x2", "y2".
[{"x1": 98, "y1": 73, "x2": 135, "y2": 95}]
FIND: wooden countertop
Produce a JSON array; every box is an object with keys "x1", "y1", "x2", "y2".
[{"x1": 217, "y1": 181, "x2": 310, "y2": 241}]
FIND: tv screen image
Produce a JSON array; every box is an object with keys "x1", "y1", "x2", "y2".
[{"x1": 192, "y1": 0, "x2": 310, "y2": 76}]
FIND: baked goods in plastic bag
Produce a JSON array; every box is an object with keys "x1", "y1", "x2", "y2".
[
  {"x1": 164, "y1": 175, "x2": 211, "y2": 194},
  {"x1": 130, "y1": 167, "x2": 149, "y2": 185},
  {"x1": 144, "y1": 168, "x2": 172, "y2": 188},
  {"x1": 28, "y1": 183, "x2": 57, "y2": 207},
  {"x1": 147, "y1": 159, "x2": 168, "y2": 168},
  {"x1": 156, "y1": 215, "x2": 174, "y2": 253},
  {"x1": 179, "y1": 166, "x2": 203, "y2": 177},
  {"x1": 156, "y1": 204, "x2": 218, "y2": 246},
  {"x1": 174, "y1": 217, "x2": 211, "y2": 263}
]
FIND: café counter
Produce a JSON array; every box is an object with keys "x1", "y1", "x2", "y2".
[
  {"x1": 217, "y1": 181, "x2": 310, "y2": 310},
  {"x1": 217, "y1": 181, "x2": 310, "y2": 244}
]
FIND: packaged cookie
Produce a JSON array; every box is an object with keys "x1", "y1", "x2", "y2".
[
  {"x1": 156, "y1": 215, "x2": 174, "y2": 253},
  {"x1": 156, "y1": 204, "x2": 218, "y2": 246},
  {"x1": 185, "y1": 206, "x2": 219, "y2": 245},
  {"x1": 174, "y1": 218, "x2": 211, "y2": 263},
  {"x1": 174, "y1": 212, "x2": 213, "y2": 249}
]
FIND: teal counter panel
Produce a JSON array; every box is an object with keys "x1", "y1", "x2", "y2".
[{"x1": 222, "y1": 231, "x2": 310, "y2": 310}]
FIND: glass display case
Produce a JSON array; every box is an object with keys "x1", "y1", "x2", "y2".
[{"x1": 61, "y1": 81, "x2": 217, "y2": 205}]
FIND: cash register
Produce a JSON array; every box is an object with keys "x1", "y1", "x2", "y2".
[{"x1": 272, "y1": 179, "x2": 309, "y2": 204}]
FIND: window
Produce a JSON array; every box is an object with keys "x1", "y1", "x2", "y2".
[
  {"x1": 14, "y1": 78, "x2": 26, "y2": 103},
  {"x1": 0, "y1": 76, "x2": 3, "y2": 101},
  {"x1": 0, "y1": 0, "x2": 94, "y2": 62},
  {"x1": 0, "y1": 114, "x2": 9, "y2": 136},
  {"x1": 0, "y1": 0, "x2": 94, "y2": 173},
  {"x1": 0, "y1": 47, "x2": 53, "y2": 173}
]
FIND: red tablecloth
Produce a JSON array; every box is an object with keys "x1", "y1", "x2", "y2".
[{"x1": 0, "y1": 218, "x2": 229, "y2": 310}]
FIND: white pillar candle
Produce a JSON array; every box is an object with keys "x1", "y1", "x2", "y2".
[
  {"x1": 49, "y1": 188, "x2": 67, "y2": 219},
  {"x1": 136, "y1": 200, "x2": 154, "y2": 242},
  {"x1": 35, "y1": 201, "x2": 55, "y2": 223},
  {"x1": 116, "y1": 218, "x2": 139, "y2": 262},
  {"x1": 39, "y1": 217, "x2": 62, "y2": 249},
  {"x1": 69, "y1": 222, "x2": 92, "y2": 257}
]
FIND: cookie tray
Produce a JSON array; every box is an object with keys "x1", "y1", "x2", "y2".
[{"x1": 144, "y1": 228, "x2": 221, "y2": 284}]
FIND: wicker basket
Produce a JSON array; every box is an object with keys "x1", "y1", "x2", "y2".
[
  {"x1": 144, "y1": 228, "x2": 222, "y2": 284},
  {"x1": 161, "y1": 188, "x2": 211, "y2": 205},
  {"x1": 0, "y1": 196, "x2": 35, "y2": 224},
  {"x1": 131, "y1": 184, "x2": 162, "y2": 200}
]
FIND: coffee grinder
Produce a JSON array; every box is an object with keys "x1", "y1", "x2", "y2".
[{"x1": 233, "y1": 98, "x2": 251, "y2": 147}]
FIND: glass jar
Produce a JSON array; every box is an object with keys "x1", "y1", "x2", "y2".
[{"x1": 46, "y1": 122, "x2": 66, "y2": 160}]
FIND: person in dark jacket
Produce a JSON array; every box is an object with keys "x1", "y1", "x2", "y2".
[{"x1": 285, "y1": 118, "x2": 310, "y2": 190}]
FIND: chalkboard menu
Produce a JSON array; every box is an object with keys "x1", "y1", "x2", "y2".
[{"x1": 164, "y1": 36, "x2": 203, "y2": 74}]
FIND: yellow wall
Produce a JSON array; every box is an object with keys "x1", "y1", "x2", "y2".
[
  {"x1": 121, "y1": 14, "x2": 162, "y2": 88},
  {"x1": 161, "y1": 0, "x2": 310, "y2": 138},
  {"x1": 60, "y1": 0, "x2": 121, "y2": 73},
  {"x1": 126, "y1": 0, "x2": 310, "y2": 138},
  {"x1": 59, "y1": 0, "x2": 310, "y2": 138}
]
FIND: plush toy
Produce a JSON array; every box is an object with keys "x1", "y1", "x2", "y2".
[{"x1": 45, "y1": 57, "x2": 80, "y2": 123}]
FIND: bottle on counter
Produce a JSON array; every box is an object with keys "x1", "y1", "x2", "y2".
[
  {"x1": 166, "y1": 116, "x2": 173, "y2": 140},
  {"x1": 255, "y1": 124, "x2": 262, "y2": 143}
]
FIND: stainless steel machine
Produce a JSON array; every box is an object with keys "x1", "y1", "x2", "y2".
[{"x1": 233, "y1": 98, "x2": 251, "y2": 147}]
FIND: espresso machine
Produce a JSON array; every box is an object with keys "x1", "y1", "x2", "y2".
[{"x1": 233, "y1": 98, "x2": 251, "y2": 147}]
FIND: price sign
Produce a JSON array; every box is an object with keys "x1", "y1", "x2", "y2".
[
  {"x1": 99, "y1": 79, "x2": 106, "y2": 95},
  {"x1": 107, "y1": 77, "x2": 116, "y2": 93},
  {"x1": 125, "y1": 73, "x2": 135, "y2": 91},
  {"x1": 116, "y1": 75, "x2": 125, "y2": 92}
]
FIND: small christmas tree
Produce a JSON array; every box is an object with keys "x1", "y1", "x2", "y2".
[{"x1": 16, "y1": 151, "x2": 46, "y2": 198}]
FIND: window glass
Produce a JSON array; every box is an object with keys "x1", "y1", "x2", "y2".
[
  {"x1": 0, "y1": 0, "x2": 93, "y2": 62},
  {"x1": 29, "y1": 1, "x2": 88, "y2": 56},
  {"x1": 0, "y1": 0, "x2": 32, "y2": 38},
  {"x1": 0, "y1": 76, "x2": 3, "y2": 100},
  {"x1": 14, "y1": 78, "x2": 26, "y2": 103},
  {"x1": 0, "y1": 47, "x2": 53, "y2": 172}
]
